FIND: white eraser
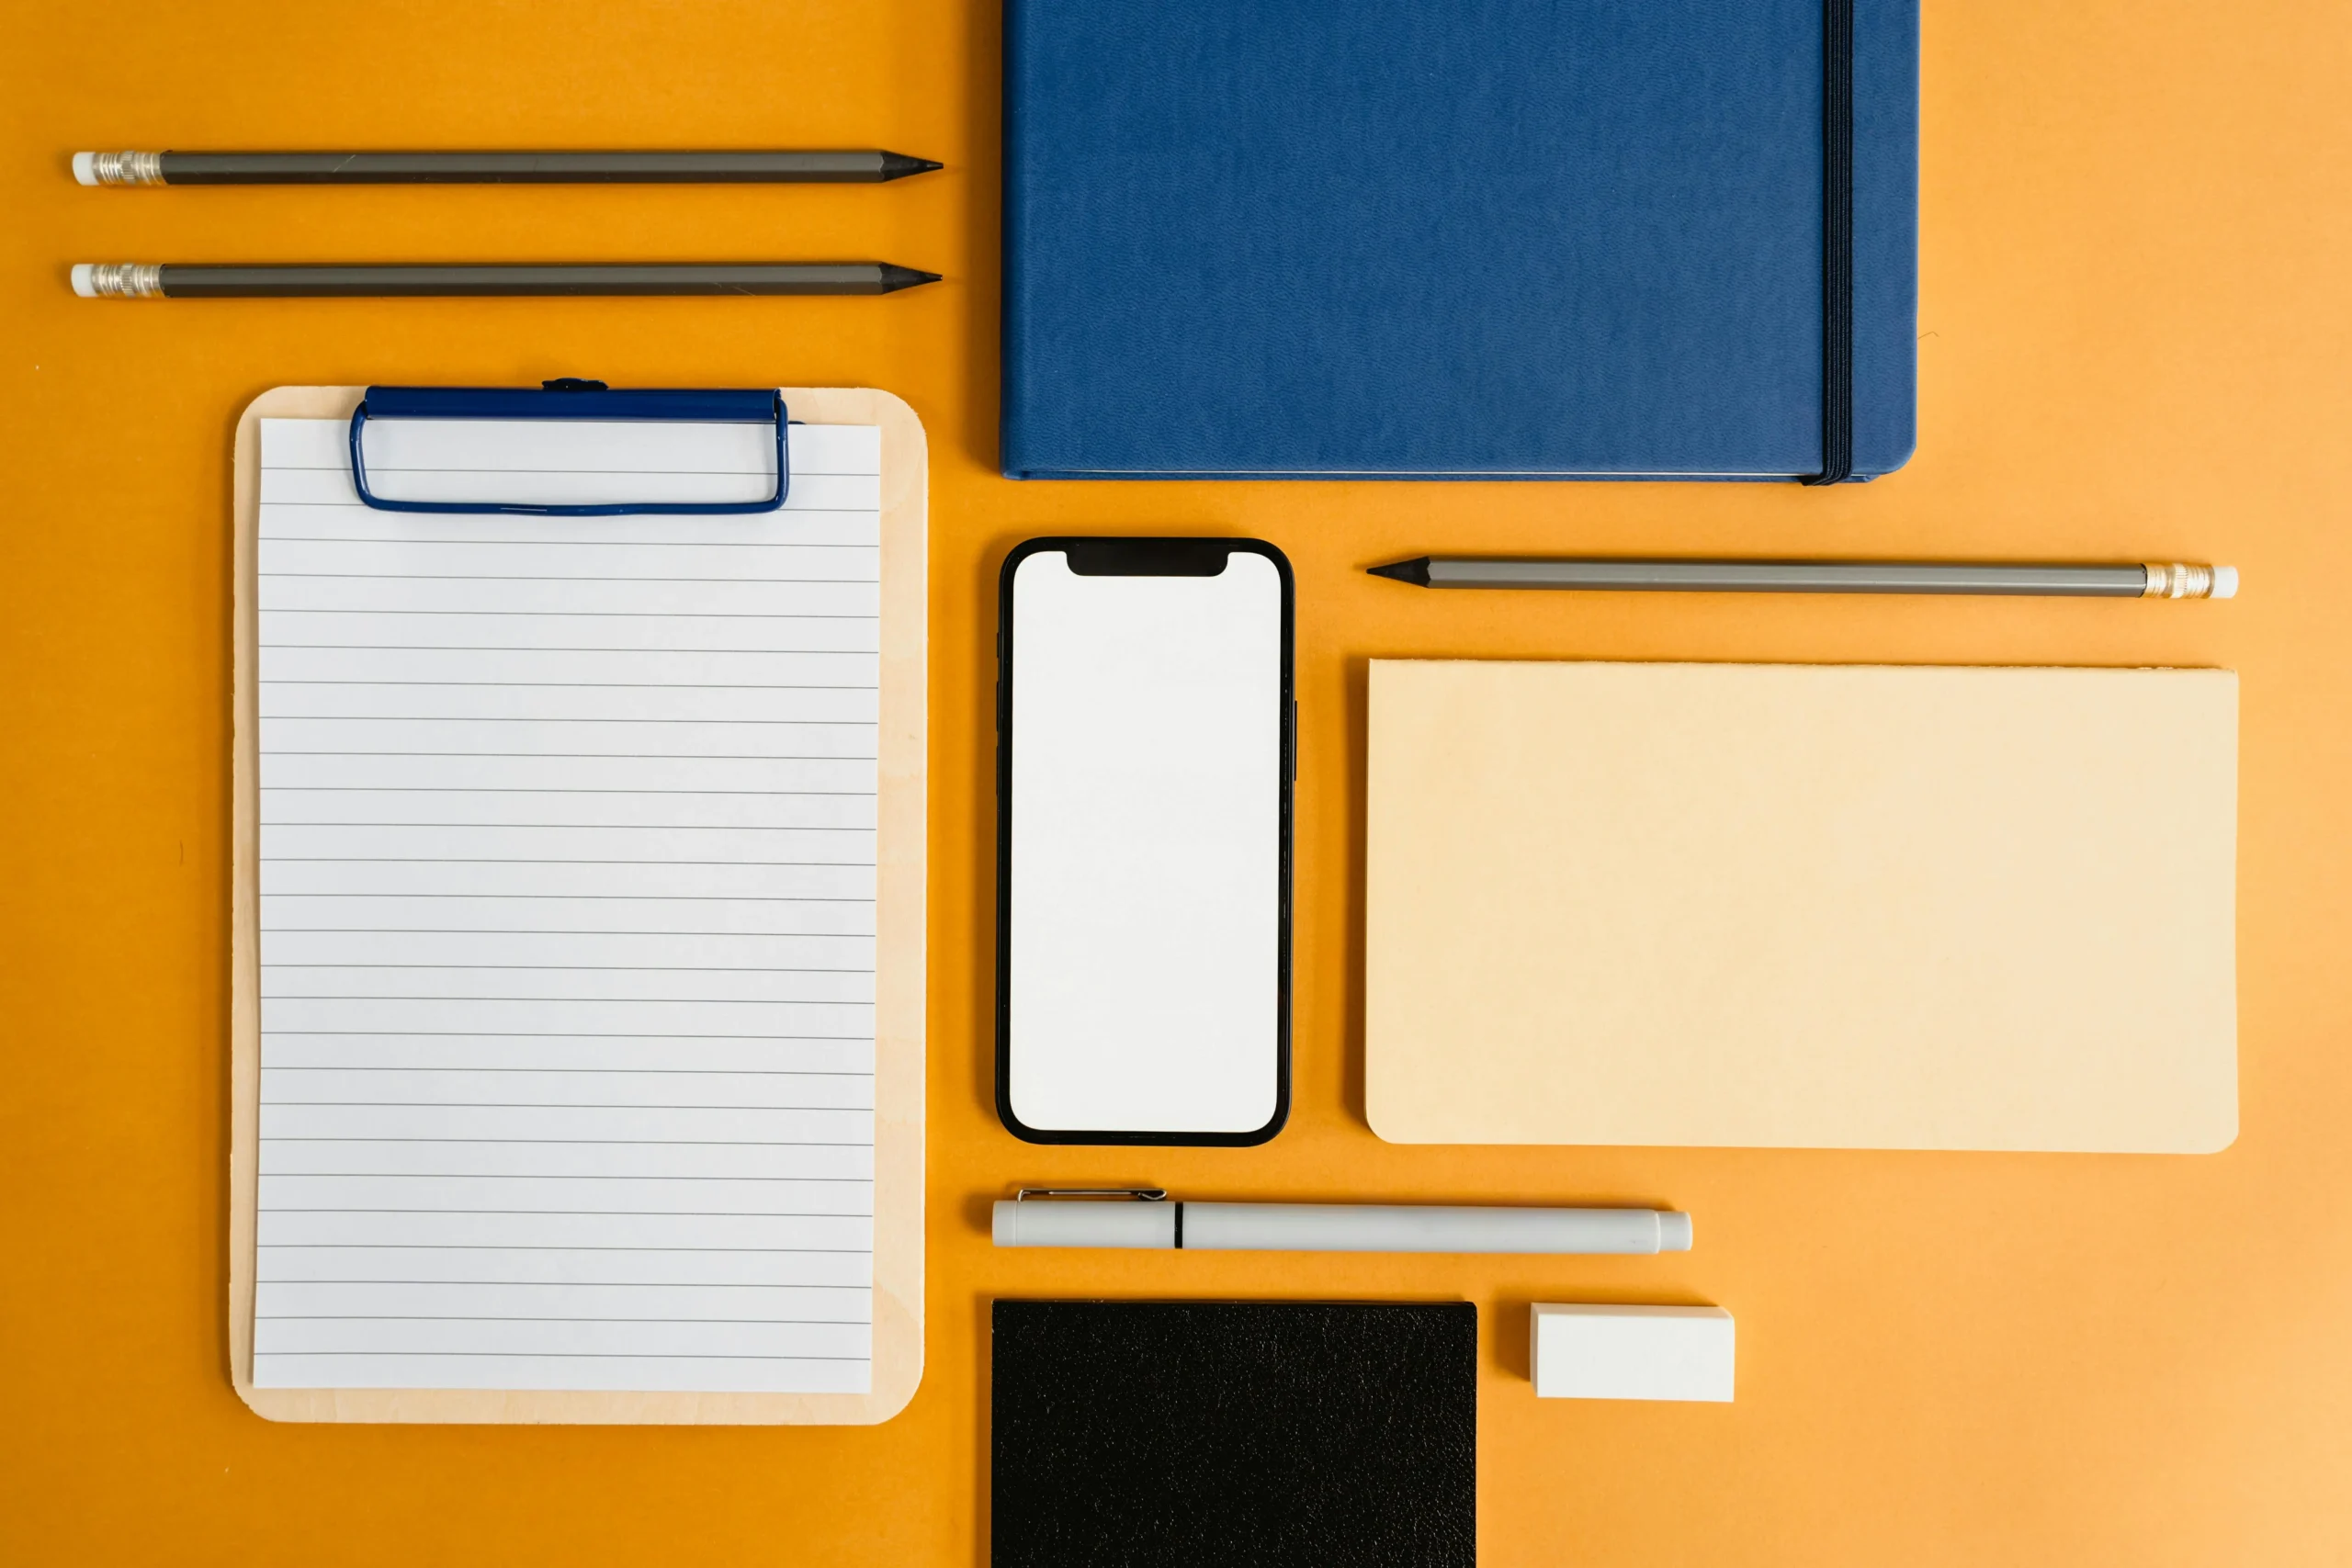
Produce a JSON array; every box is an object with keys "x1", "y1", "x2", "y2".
[
  {"x1": 69, "y1": 264, "x2": 97, "y2": 298},
  {"x1": 2212, "y1": 565, "x2": 2238, "y2": 600},
  {"x1": 72, "y1": 152, "x2": 98, "y2": 186},
  {"x1": 1531, "y1": 1303, "x2": 1735, "y2": 1402}
]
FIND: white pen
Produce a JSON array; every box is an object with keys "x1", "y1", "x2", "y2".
[{"x1": 991, "y1": 1189, "x2": 1691, "y2": 1255}]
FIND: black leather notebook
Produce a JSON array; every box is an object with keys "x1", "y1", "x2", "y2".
[{"x1": 991, "y1": 1301, "x2": 1476, "y2": 1567}]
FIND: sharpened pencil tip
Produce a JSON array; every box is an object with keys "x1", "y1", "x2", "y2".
[
  {"x1": 1368, "y1": 558, "x2": 1431, "y2": 586},
  {"x1": 879, "y1": 152, "x2": 944, "y2": 179},
  {"x1": 878, "y1": 265, "x2": 944, "y2": 292}
]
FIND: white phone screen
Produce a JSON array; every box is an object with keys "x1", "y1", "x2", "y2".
[{"x1": 1001, "y1": 542, "x2": 1290, "y2": 1140}]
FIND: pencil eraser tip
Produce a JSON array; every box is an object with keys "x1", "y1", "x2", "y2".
[
  {"x1": 2211, "y1": 566, "x2": 2238, "y2": 599},
  {"x1": 69, "y1": 264, "x2": 97, "y2": 297},
  {"x1": 1659, "y1": 1211, "x2": 1693, "y2": 1251},
  {"x1": 72, "y1": 152, "x2": 98, "y2": 185}
]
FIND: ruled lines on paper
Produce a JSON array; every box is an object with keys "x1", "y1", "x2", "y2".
[{"x1": 252, "y1": 415, "x2": 881, "y2": 1393}]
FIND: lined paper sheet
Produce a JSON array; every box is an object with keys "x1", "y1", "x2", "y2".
[{"x1": 253, "y1": 415, "x2": 880, "y2": 1393}]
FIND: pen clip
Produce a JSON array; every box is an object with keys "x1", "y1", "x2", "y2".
[{"x1": 1012, "y1": 1188, "x2": 1168, "y2": 1201}]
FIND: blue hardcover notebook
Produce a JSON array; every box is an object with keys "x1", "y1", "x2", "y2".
[{"x1": 1002, "y1": 0, "x2": 1917, "y2": 480}]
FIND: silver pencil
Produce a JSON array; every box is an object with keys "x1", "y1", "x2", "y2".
[{"x1": 1368, "y1": 557, "x2": 2238, "y2": 599}]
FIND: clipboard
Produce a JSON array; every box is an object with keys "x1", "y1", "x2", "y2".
[{"x1": 228, "y1": 385, "x2": 927, "y2": 1423}]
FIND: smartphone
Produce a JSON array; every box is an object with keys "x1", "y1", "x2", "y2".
[{"x1": 996, "y1": 536, "x2": 1295, "y2": 1145}]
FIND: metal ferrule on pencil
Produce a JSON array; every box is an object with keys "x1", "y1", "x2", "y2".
[
  {"x1": 2143, "y1": 561, "x2": 2224, "y2": 598},
  {"x1": 80, "y1": 150, "x2": 165, "y2": 185}
]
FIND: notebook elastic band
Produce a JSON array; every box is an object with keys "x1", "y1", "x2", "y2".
[{"x1": 1806, "y1": 0, "x2": 1855, "y2": 485}]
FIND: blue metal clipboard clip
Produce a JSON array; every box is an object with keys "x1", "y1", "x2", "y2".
[{"x1": 348, "y1": 378, "x2": 790, "y2": 516}]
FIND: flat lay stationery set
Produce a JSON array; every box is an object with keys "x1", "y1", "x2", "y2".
[{"x1": 76, "y1": 0, "x2": 2243, "y2": 1562}]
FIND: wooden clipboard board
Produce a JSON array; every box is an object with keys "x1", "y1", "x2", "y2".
[{"x1": 227, "y1": 386, "x2": 926, "y2": 1423}]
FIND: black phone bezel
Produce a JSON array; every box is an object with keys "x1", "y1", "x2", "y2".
[{"x1": 992, "y1": 536, "x2": 1295, "y2": 1146}]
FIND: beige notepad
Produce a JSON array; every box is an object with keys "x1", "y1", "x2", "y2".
[{"x1": 1365, "y1": 660, "x2": 2237, "y2": 1152}]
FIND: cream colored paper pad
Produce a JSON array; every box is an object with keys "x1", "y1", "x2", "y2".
[{"x1": 1365, "y1": 660, "x2": 2237, "y2": 1152}]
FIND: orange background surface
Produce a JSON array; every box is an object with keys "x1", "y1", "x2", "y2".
[{"x1": 4, "y1": 0, "x2": 2350, "y2": 1562}]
